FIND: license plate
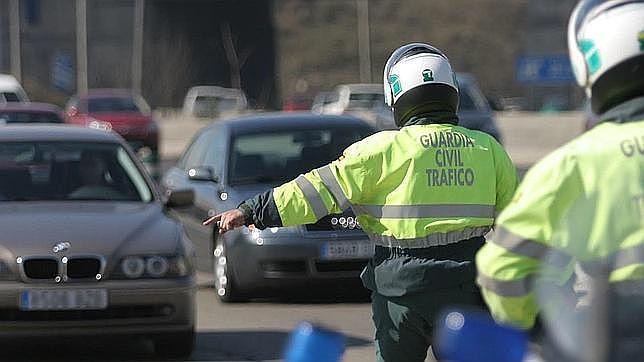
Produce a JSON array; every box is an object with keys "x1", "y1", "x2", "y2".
[
  {"x1": 19, "y1": 289, "x2": 108, "y2": 311},
  {"x1": 321, "y1": 241, "x2": 374, "y2": 260}
]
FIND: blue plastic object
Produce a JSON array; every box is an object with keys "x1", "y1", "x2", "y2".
[
  {"x1": 436, "y1": 309, "x2": 528, "y2": 362},
  {"x1": 284, "y1": 321, "x2": 346, "y2": 362}
]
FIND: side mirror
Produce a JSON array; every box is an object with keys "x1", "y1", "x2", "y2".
[
  {"x1": 164, "y1": 189, "x2": 194, "y2": 208},
  {"x1": 187, "y1": 167, "x2": 218, "y2": 182}
]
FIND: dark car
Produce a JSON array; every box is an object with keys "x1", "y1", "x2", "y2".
[
  {"x1": 0, "y1": 102, "x2": 64, "y2": 124},
  {"x1": 64, "y1": 89, "x2": 160, "y2": 170},
  {"x1": 162, "y1": 113, "x2": 376, "y2": 301},
  {"x1": 456, "y1": 74, "x2": 502, "y2": 143},
  {"x1": 0, "y1": 125, "x2": 196, "y2": 357}
]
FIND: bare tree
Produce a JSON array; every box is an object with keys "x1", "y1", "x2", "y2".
[{"x1": 220, "y1": 21, "x2": 253, "y2": 90}]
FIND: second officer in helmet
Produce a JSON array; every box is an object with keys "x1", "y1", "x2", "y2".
[{"x1": 205, "y1": 43, "x2": 517, "y2": 361}]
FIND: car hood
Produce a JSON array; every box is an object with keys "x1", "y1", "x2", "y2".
[{"x1": 0, "y1": 202, "x2": 181, "y2": 259}]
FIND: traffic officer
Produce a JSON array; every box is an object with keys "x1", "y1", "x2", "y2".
[
  {"x1": 204, "y1": 43, "x2": 517, "y2": 361},
  {"x1": 476, "y1": 0, "x2": 644, "y2": 338}
]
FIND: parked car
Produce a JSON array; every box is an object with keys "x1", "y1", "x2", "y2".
[
  {"x1": 320, "y1": 76, "x2": 503, "y2": 142},
  {"x1": 162, "y1": 113, "x2": 376, "y2": 301},
  {"x1": 0, "y1": 102, "x2": 64, "y2": 124},
  {"x1": 0, "y1": 125, "x2": 196, "y2": 357},
  {"x1": 0, "y1": 74, "x2": 29, "y2": 103},
  {"x1": 182, "y1": 86, "x2": 248, "y2": 119},
  {"x1": 456, "y1": 74, "x2": 502, "y2": 142},
  {"x1": 64, "y1": 89, "x2": 160, "y2": 171}
]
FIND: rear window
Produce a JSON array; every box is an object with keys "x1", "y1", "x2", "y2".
[
  {"x1": 88, "y1": 97, "x2": 141, "y2": 113},
  {"x1": 1, "y1": 92, "x2": 21, "y2": 102},
  {"x1": 0, "y1": 111, "x2": 63, "y2": 124},
  {"x1": 229, "y1": 127, "x2": 371, "y2": 185}
]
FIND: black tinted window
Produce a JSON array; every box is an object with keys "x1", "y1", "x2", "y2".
[
  {"x1": 0, "y1": 142, "x2": 152, "y2": 202},
  {"x1": 229, "y1": 127, "x2": 370, "y2": 185},
  {"x1": 0, "y1": 111, "x2": 63, "y2": 124}
]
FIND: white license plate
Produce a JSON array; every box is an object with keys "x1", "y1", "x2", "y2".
[
  {"x1": 19, "y1": 289, "x2": 108, "y2": 311},
  {"x1": 321, "y1": 241, "x2": 374, "y2": 260}
]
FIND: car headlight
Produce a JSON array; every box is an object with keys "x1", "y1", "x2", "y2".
[{"x1": 114, "y1": 255, "x2": 190, "y2": 279}]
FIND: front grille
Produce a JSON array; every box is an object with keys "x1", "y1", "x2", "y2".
[
  {"x1": 261, "y1": 261, "x2": 307, "y2": 274},
  {"x1": 315, "y1": 260, "x2": 368, "y2": 273},
  {"x1": 23, "y1": 259, "x2": 58, "y2": 279},
  {"x1": 0, "y1": 305, "x2": 174, "y2": 321},
  {"x1": 305, "y1": 212, "x2": 362, "y2": 232},
  {"x1": 67, "y1": 258, "x2": 101, "y2": 279}
]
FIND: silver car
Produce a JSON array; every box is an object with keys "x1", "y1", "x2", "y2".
[
  {"x1": 0, "y1": 125, "x2": 196, "y2": 357},
  {"x1": 162, "y1": 113, "x2": 376, "y2": 302}
]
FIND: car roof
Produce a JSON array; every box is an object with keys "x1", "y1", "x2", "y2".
[
  {"x1": 0, "y1": 125, "x2": 122, "y2": 143},
  {"x1": 77, "y1": 88, "x2": 136, "y2": 99},
  {"x1": 0, "y1": 74, "x2": 21, "y2": 89},
  {"x1": 209, "y1": 112, "x2": 375, "y2": 135},
  {"x1": 335, "y1": 83, "x2": 383, "y2": 94},
  {"x1": 0, "y1": 102, "x2": 62, "y2": 113}
]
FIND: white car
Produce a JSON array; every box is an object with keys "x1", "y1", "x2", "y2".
[
  {"x1": 319, "y1": 84, "x2": 394, "y2": 129},
  {"x1": 182, "y1": 86, "x2": 248, "y2": 119},
  {"x1": 0, "y1": 74, "x2": 29, "y2": 103}
]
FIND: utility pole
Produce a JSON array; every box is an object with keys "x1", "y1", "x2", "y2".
[
  {"x1": 357, "y1": 0, "x2": 371, "y2": 83},
  {"x1": 76, "y1": 0, "x2": 88, "y2": 93},
  {"x1": 132, "y1": 0, "x2": 144, "y2": 93},
  {"x1": 9, "y1": 0, "x2": 21, "y2": 82}
]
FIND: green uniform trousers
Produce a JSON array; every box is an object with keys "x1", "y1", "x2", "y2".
[{"x1": 362, "y1": 238, "x2": 486, "y2": 362}]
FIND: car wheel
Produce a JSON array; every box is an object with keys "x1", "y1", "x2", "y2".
[
  {"x1": 153, "y1": 330, "x2": 195, "y2": 358},
  {"x1": 213, "y1": 238, "x2": 247, "y2": 302}
]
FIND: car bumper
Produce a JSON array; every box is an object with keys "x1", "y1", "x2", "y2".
[
  {"x1": 0, "y1": 276, "x2": 195, "y2": 337},
  {"x1": 229, "y1": 233, "x2": 372, "y2": 290}
]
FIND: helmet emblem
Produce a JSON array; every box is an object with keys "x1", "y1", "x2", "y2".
[
  {"x1": 52, "y1": 241, "x2": 71, "y2": 253},
  {"x1": 579, "y1": 39, "x2": 601, "y2": 75},
  {"x1": 639, "y1": 31, "x2": 644, "y2": 51},
  {"x1": 389, "y1": 74, "x2": 402, "y2": 96},
  {"x1": 422, "y1": 69, "x2": 434, "y2": 82}
]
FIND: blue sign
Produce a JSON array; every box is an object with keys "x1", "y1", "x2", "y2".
[
  {"x1": 50, "y1": 52, "x2": 74, "y2": 93},
  {"x1": 516, "y1": 55, "x2": 575, "y2": 85}
]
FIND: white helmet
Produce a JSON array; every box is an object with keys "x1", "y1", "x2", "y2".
[
  {"x1": 383, "y1": 43, "x2": 459, "y2": 127},
  {"x1": 568, "y1": 0, "x2": 644, "y2": 113}
]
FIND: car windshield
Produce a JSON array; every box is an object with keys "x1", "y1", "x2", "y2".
[
  {"x1": 229, "y1": 127, "x2": 370, "y2": 185},
  {"x1": 87, "y1": 97, "x2": 141, "y2": 113},
  {"x1": 0, "y1": 142, "x2": 152, "y2": 202},
  {"x1": 0, "y1": 111, "x2": 63, "y2": 124},
  {"x1": 1, "y1": 92, "x2": 21, "y2": 102},
  {"x1": 457, "y1": 80, "x2": 489, "y2": 112}
]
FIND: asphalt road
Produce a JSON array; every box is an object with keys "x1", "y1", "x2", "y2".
[{"x1": 0, "y1": 112, "x2": 584, "y2": 362}]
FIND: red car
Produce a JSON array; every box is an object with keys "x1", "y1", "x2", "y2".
[
  {"x1": 64, "y1": 89, "x2": 159, "y2": 165},
  {"x1": 0, "y1": 102, "x2": 64, "y2": 124}
]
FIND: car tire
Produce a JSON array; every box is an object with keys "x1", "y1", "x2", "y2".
[
  {"x1": 153, "y1": 330, "x2": 195, "y2": 358},
  {"x1": 213, "y1": 237, "x2": 248, "y2": 303}
]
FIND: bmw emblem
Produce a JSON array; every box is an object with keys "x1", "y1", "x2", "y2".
[{"x1": 52, "y1": 241, "x2": 71, "y2": 253}]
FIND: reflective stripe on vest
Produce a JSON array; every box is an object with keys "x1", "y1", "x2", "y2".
[
  {"x1": 294, "y1": 175, "x2": 329, "y2": 220},
  {"x1": 492, "y1": 227, "x2": 572, "y2": 269},
  {"x1": 579, "y1": 243, "x2": 644, "y2": 276},
  {"x1": 361, "y1": 204, "x2": 494, "y2": 219},
  {"x1": 367, "y1": 226, "x2": 491, "y2": 248},
  {"x1": 317, "y1": 165, "x2": 350, "y2": 210},
  {"x1": 477, "y1": 273, "x2": 533, "y2": 298}
]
